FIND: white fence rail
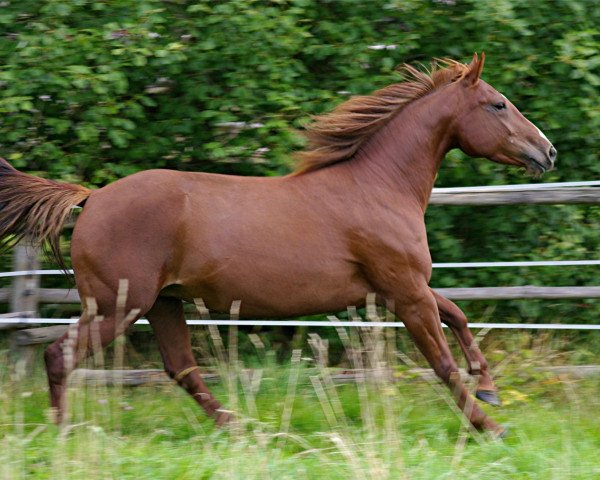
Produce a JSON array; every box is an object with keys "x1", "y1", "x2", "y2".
[
  {"x1": 1, "y1": 317, "x2": 600, "y2": 331},
  {"x1": 2, "y1": 258, "x2": 600, "y2": 278}
]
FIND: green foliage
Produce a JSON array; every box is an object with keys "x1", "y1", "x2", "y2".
[{"x1": 0, "y1": 0, "x2": 599, "y2": 323}]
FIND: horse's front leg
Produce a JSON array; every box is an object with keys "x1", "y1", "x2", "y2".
[
  {"x1": 392, "y1": 289, "x2": 504, "y2": 436},
  {"x1": 432, "y1": 289, "x2": 500, "y2": 406},
  {"x1": 146, "y1": 297, "x2": 230, "y2": 426}
]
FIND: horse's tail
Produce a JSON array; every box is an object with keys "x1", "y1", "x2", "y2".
[{"x1": 0, "y1": 157, "x2": 92, "y2": 270}]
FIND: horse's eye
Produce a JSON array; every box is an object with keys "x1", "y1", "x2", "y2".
[{"x1": 493, "y1": 101, "x2": 507, "y2": 110}]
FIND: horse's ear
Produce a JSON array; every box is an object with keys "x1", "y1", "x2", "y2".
[{"x1": 463, "y1": 52, "x2": 485, "y2": 87}]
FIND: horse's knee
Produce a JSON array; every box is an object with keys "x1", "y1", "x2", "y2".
[
  {"x1": 164, "y1": 362, "x2": 198, "y2": 385},
  {"x1": 434, "y1": 358, "x2": 458, "y2": 384}
]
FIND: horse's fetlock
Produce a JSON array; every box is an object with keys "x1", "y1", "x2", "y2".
[{"x1": 468, "y1": 358, "x2": 488, "y2": 376}]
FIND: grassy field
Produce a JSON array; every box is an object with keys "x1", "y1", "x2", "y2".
[{"x1": 1, "y1": 328, "x2": 599, "y2": 479}]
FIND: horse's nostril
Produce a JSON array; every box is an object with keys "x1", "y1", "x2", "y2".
[{"x1": 548, "y1": 146, "x2": 557, "y2": 161}]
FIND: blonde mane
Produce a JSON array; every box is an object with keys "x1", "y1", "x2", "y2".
[{"x1": 293, "y1": 59, "x2": 470, "y2": 174}]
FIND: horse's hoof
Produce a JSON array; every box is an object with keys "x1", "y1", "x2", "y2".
[
  {"x1": 489, "y1": 425, "x2": 508, "y2": 441},
  {"x1": 214, "y1": 409, "x2": 235, "y2": 427},
  {"x1": 476, "y1": 389, "x2": 501, "y2": 406}
]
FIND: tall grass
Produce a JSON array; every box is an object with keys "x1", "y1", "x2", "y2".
[{"x1": 1, "y1": 305, "x2": 599, "y2": 479}]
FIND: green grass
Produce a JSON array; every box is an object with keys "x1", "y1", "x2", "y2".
[{"x1": 1, "y1": 332, "x2": 599, "y2": 479}]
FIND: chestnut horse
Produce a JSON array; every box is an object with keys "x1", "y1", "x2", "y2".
[{"x1": 0, "y1": 54, "x2": 555, "y2": 436}]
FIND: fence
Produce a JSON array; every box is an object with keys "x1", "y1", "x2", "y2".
[{"x1": 1, "y1": 180, "x2": 600, "y2": 331}]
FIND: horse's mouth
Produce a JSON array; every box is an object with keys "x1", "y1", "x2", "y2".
[
  {"x1": 491, "y1": 152, "x2": 549, "y2": 176},
  {"x1": 524, "y1": 155, "x2": 547, "y2": 175},
  {"x1": 522, "y1": 154, "x2": 553, "y2": 176}
]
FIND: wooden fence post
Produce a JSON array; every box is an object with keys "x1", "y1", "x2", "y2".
[
  {"x1": 8, "y1": 242, "x2": 41, "y2": 375},
  {"x1": 10, "y1": 242, "x2": 40, "y2": 318}
]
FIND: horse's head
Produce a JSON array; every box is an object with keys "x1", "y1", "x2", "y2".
[{"x1": 451, "y1": 53, "x2": 556, "y2": 175}]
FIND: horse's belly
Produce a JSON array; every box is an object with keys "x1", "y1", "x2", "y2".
[
  {"x1": 158, "y1": 184, "x2": 375, "y2": 316},
  {"x1": 166, "y1": 260, "x2": 372, "y2": 318}
]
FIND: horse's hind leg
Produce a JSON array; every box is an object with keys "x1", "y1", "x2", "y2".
[
  {"x1": 146, "y1": 297, "x2": 230, "y2": 425},
  {"x1": 432, "y1": 290, "x2": 500, "y2": 406},
  {"x1": 44, "y1": 298, "x2": 144, "y2": 424}
]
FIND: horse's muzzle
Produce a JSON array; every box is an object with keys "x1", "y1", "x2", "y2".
[{"x1": 523, "y1": 144, "x2": 556, "y2": 175}]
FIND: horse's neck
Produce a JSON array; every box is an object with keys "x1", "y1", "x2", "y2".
[{"x1": 350, "y1": 92, "x2": 455, "y2": 211}]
